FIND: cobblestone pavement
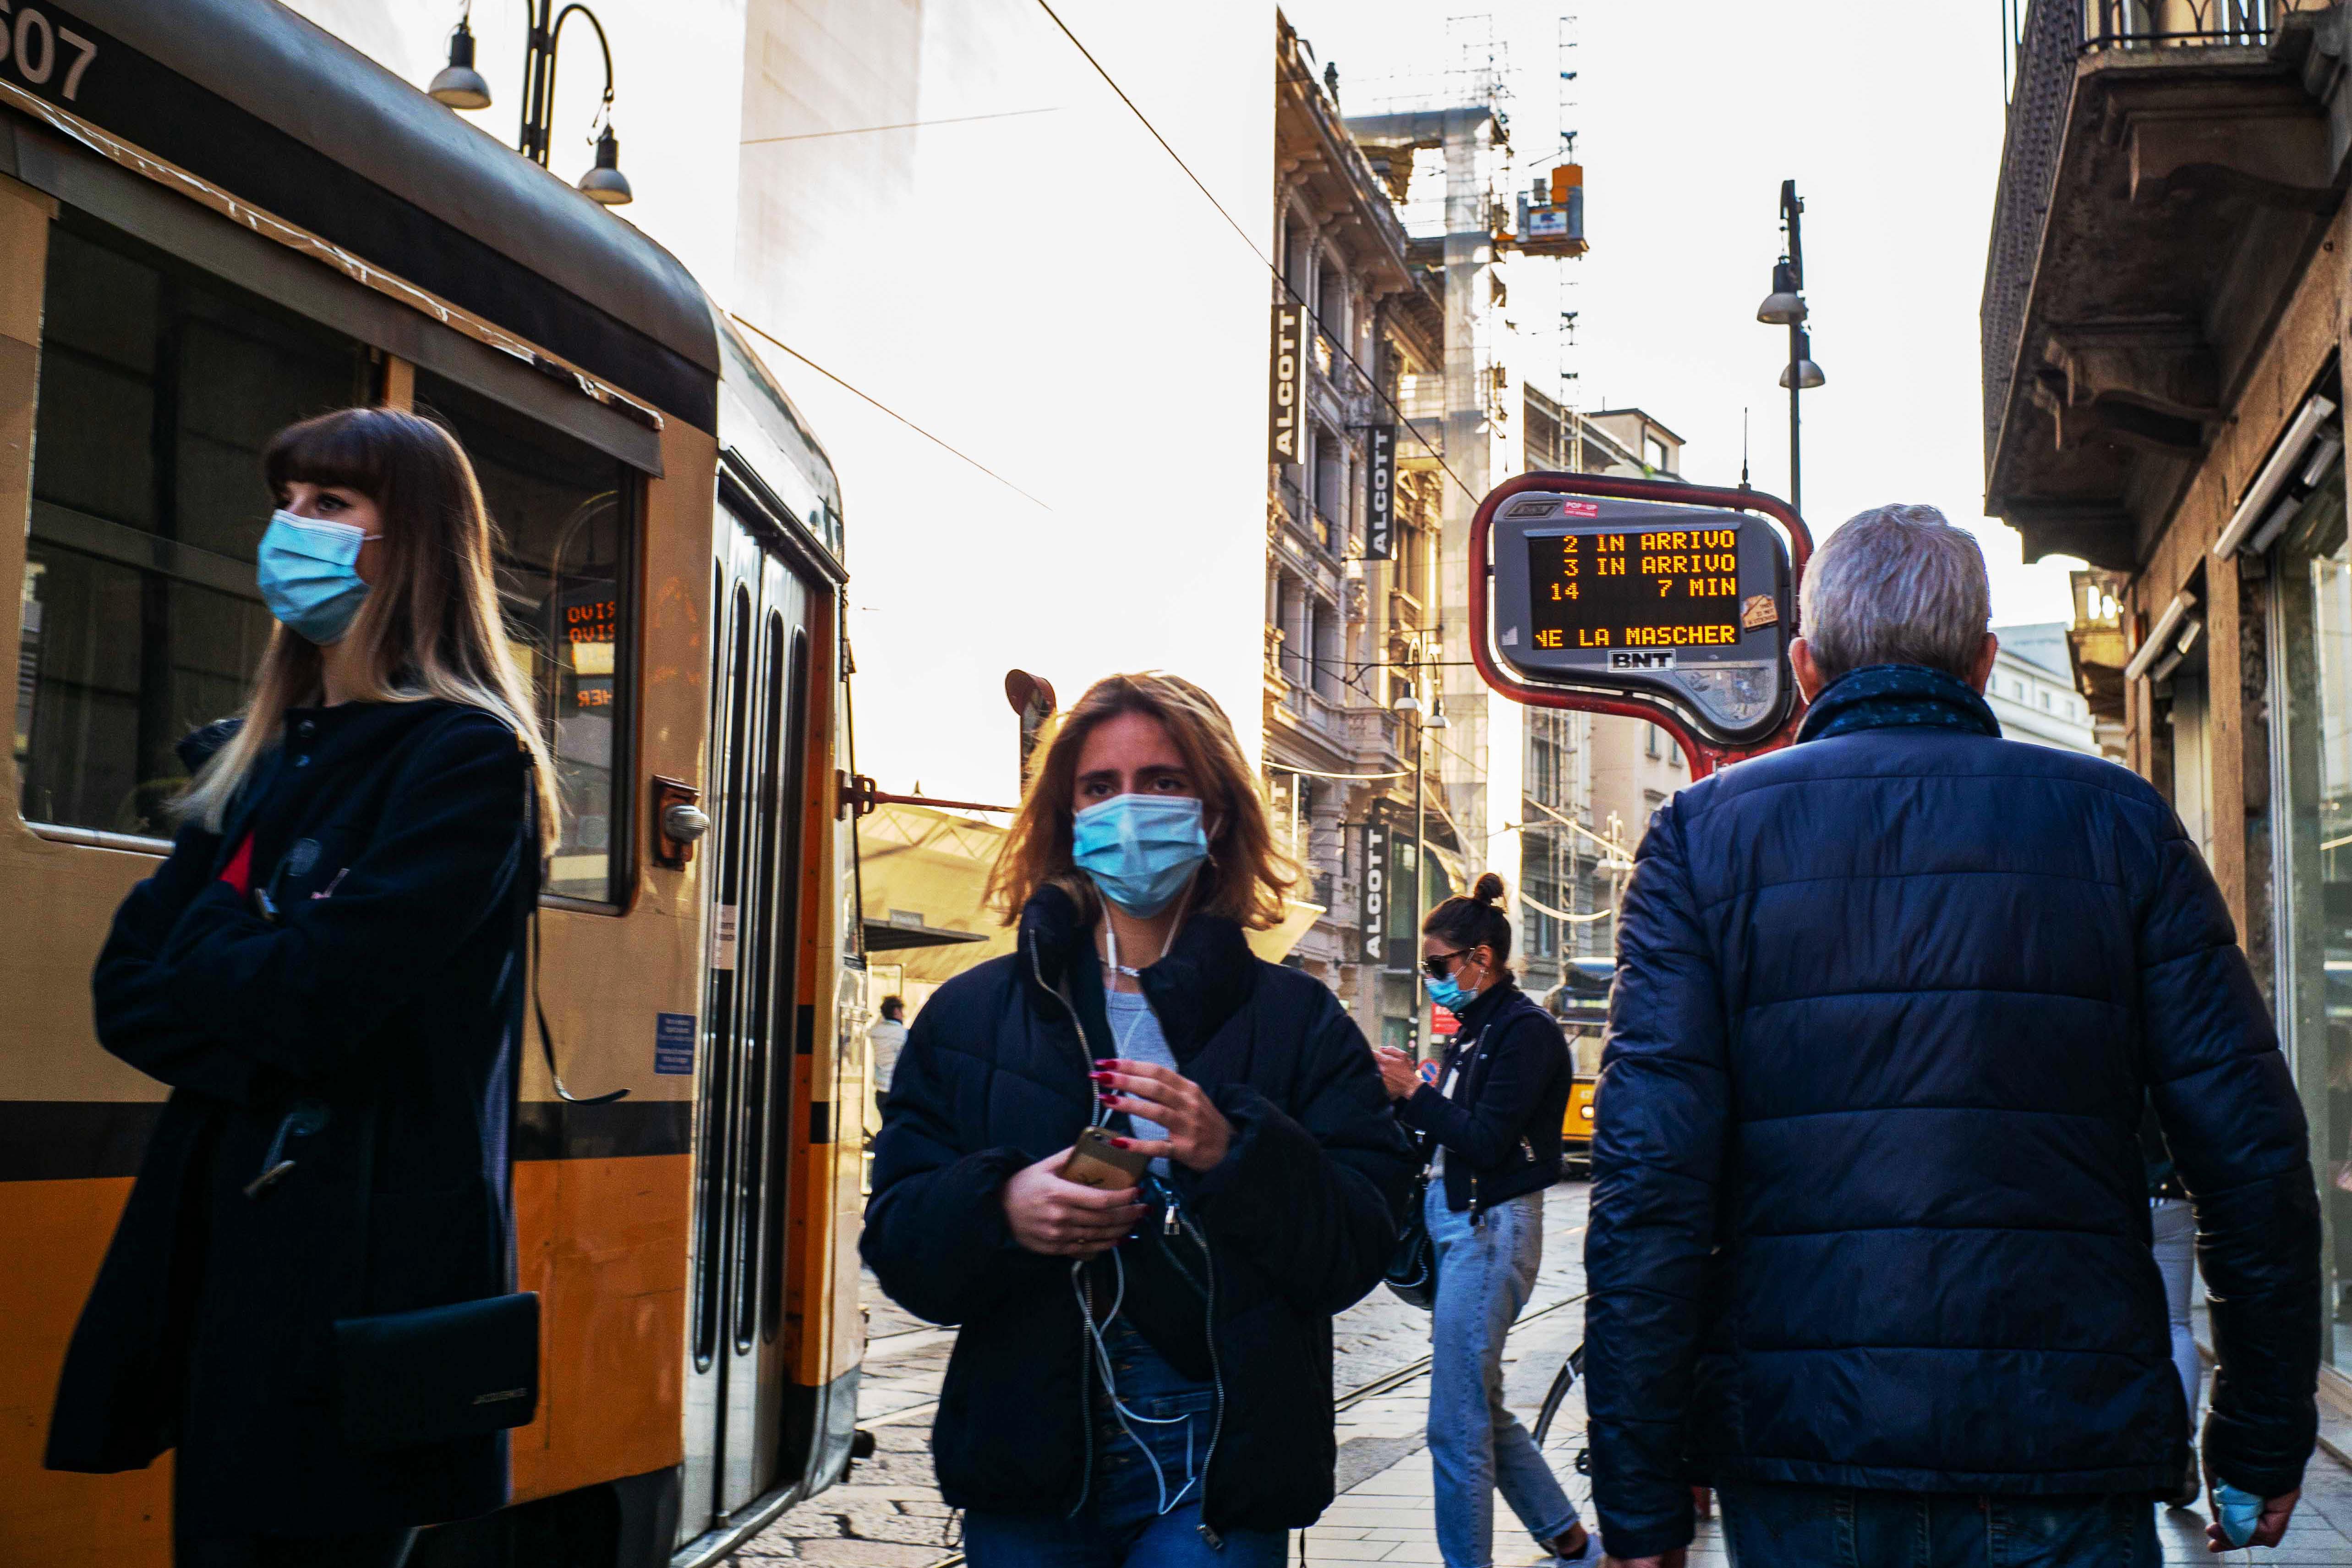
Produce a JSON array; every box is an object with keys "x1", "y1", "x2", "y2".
[
  {"x1": 729, "y1": 1187, "x2": 1588, "y2": 1564},
  {"x1": 731, "y1": 1183, "x2": 2352, "y2": 1565}
]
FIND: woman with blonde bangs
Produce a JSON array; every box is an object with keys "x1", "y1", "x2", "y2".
[
  {"x1": 864, "y1": 672, "x2": 1414, "y2": 1567},
  {"x1": 48, "y1": 407, "x2": 557, "y2": 1567}
]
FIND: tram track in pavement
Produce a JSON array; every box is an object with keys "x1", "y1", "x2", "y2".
[{"x1": 914, "y1": 1289, "x2": 1590, "y2": 1568}]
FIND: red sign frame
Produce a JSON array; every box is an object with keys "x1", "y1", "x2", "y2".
[{"x1": 1470, "y1": 472, "x2": 1817, "y2": 779}]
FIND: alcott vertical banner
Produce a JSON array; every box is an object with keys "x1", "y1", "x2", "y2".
[
  {"x1": 1364, "y1": 424, "x2": 1396, "y2": 560},
  {"x1": 1269, "y1": 302, "x2": 1306, "y2": 464},
  {"x1": 1360, "y1": 817, "x2": 1388, "y2": 963}
]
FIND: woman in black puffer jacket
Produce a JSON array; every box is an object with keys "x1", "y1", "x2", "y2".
[
  {"x1": 862, "y1": 672, "x2": 1413, "y2": 1566},
  {"x1": 1374, "y1": 875, "x2": 1585, "y2": 1568}
]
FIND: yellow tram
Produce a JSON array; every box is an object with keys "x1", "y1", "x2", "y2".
[{"x1": 0, "y1": 4, "x2": 867, "y2": 1564}]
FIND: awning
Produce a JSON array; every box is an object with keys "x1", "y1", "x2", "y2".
[{"x1": 858, "y1": 802, "x2": 1322, "y2": 985}]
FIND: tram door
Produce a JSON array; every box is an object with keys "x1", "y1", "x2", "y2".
[{"x1": 681, "y1": 499, "x2": 816, "y2": 1536}]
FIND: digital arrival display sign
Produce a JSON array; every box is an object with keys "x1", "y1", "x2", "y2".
[
  {"x1": 1525, "y1": 526, "x2": 1746, "y2": 651},
  {"x1": 1488, "y1": 493, "x2": 1796, "y2": 746}
]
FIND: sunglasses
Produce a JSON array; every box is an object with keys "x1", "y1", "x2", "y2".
[{"x1": 1422, "y1": 951, "x2": 1473, "y2": 981}]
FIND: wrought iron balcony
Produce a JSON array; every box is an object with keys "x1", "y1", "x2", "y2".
[
  {"x1": 1980, "y1": 0, "x2": 2343, "y2": 567},
  {"x1": 2080, "y1": 0, "x2": 2285, "y2": 49}
]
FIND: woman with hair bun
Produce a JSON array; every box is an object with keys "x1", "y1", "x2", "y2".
[{"x1": 1374, "y1": 872, "x2": 1587, "y2": 1567}]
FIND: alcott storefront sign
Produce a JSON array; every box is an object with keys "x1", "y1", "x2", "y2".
[
  {"x1": 1269, "y1": 301, "x2": 1306, "y2": 464},
  {"x1": 1365, "y1": 424, "x2": 1396, "y2": 560}
]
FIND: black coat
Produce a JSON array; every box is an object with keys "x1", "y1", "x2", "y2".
[
  {"x1": 1396, "y1": 978, "x2": 1568, "y2": 1214},
  {"x1": 46, "y1": 699, "x2": 533, "y2": 1537},
  {"x1": 1583, "y1": 673, "x2": 2319, "y2": 1561},
  {"x1": 860, "y1": 886, "x2": 1415, "y2": 1535}
]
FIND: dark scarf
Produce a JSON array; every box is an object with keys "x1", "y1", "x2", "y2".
[{"x1": 1796, "y1": 662, "x2": 2002, "y2": 744}]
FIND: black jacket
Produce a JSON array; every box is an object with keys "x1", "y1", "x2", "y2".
[
  {"x1": 46, "y1": 700, "x2": 533, "y2": 1536},
  {"x1": 861, "y1": 886, "x2": 1414, "y2": 1534},
  {"x1": 1396, "y1": 979, "x2": 1568, "y2": 1214},
  {"x1": 1583, "y1": 668, "x2": 2319, "y2": 1561}
]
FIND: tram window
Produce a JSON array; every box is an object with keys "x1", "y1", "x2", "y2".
[
  {"x1": 16, "y1": 213, "x2": 374, "y2": 838},
  {"x1": 413, "y1": 372, "x2": 635, "y2": 904}
]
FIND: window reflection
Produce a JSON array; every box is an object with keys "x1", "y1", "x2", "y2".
[
  {"x1": 413, "y1": 372, "x2": 634, "y2": 904},
  {"x1": 2273, "y1": 450, "x2": 2352, "y2": 1366},
  {"x1": 16, "y1": 213, "x2": 370, "y2": 837}
]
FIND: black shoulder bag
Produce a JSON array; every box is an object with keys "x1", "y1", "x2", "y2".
[
  {"x1": 330, "y1": 759, "x2": 601, "y2": 1449},
  {"x1": 1383, "y1": 1165, "x2": 1439, "y2": 1310}
]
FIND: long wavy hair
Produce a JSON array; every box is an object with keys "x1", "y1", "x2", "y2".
[
  {"x1": 178, "y1": 407, "x2": 560, "y2": 847},
  {"x1": 984, "y1": 672, "x2": 1294, "y2": 930}
]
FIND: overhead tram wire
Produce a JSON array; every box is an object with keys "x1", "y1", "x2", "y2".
[
  {"x1": 741, "y1": 105, "x2": 1063, "y2": 144},
  {"x1": 728, "y1": 313, "x2": 1053, "y2": 512},
  {"x1": 1037, "y1": 1, "x2": 1482, "y2": 510},
  {"x1": 1264, "y1": 761, "x2": 1416, "y2": 781}
]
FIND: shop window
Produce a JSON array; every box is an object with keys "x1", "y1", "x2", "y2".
[
  {"x1": 1526, "y1": 870, "x2": 1559, "y2": 959},
  {"x1": 413, "y1": 372, "x2": 635, "y2": 904},
  {"x1": 2270, "y1": 448, "x2": 2352, "y2": 1370},
  {"x1": 16, "y1": 212, "x2": 376, "y2": 838},
  {"x1": 1311, "y1": 597, "x2": 1341, "y2": 700}
]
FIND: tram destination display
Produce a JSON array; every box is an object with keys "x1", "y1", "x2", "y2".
[
  {"x1": 1525, "y1": 526, "x2": 1745, "y2": 652},
  {"x1": 1488, "y1": 492, "x2": 1796, "y2": 746}
]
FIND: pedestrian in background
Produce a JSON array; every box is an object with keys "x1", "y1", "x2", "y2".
[
  {"x1": 869, "y1": 994, "x2": 908, "y2": 1125},
  {"x1": 46, "y1": 409, "x2": 558, "y2": 1567},
  {"x1": 863, "y1": 672, "x2": 1413, "y2": 1567},
  {"x1": 2144, "y1": 1104, "x2": 2202, "y2": 1508},
  {"x1": 1585, "y1": 504, "x2": 2319, "y2": 1567},
  {"x1": 1374, "y1": 874, "x2": 1590, "y2": 1567}
]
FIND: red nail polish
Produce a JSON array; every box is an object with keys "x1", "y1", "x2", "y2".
[
  {"x1": 1110, "y1": 1137, "x2": 1132, "y2": 1149},
  {"x1": 1090, "y1": 1071, "x2": 1113, "y2": 1082}
]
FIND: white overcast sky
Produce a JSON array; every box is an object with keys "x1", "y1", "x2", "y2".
[{"x1": 1282, "y1": 0, "x2": 2079, "y2": 628}]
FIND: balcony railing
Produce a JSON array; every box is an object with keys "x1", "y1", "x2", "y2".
[{"x1": 2082, "y1": 0, "x2": 2284, "y2": 49}]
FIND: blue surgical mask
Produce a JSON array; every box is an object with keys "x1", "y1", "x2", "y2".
[
  {"x1": 257, "y1": 509, "x2": 376, "y2": 645},
  {"x1": 1072, "y1": 794, "x2": 1209, "y2": 918},
  {"x1": 1423, "y1": 972, "x2": 1467, "y2": 1012},
  {"x1": 2214, "y1": 1480, "x2": 2261, "y2": 1549}
]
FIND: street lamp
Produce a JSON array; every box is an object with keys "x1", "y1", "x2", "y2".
[
  {"x1": 427, "y1": 16, "x2": 492, "y2": 109},
  {"x1": 1755, "y1": 260, "x2": 1805, "y2": 327},
  {"x1": 427, "y1": 3, "x2": 634, "y2": 206},
  {"x1": 1757, "y1": 180, "x2": 1823, "y2": 511}
]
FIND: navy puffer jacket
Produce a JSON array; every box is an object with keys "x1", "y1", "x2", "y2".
[{"x1": 1584, "y1": 667, "x2": 2319, "y2": 1562}]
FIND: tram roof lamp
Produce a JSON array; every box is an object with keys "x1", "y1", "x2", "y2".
[
  {"x1": 578, "y1": 126, "x2": 634, "y2": 206},
  {"x1": 1756, "y1": 260, "x2": 1806, "y2": 326},
  {"x1": 428, "y1": 17, "x2": 493, "y2": 110}
]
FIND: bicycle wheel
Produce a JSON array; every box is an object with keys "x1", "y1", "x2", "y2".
[{"x1": 1532, "y1": 1341, "x2": 1585, "y2": 1446}]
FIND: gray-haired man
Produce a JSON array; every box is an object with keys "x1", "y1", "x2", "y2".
[{"x1": 1584, "y1": 505, "x2": 2319, "y2": 1566}]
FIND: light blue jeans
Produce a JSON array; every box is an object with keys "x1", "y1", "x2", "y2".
[{"x1": 1427, "y1": 1183, "x2": 1579, "y2": 1568}]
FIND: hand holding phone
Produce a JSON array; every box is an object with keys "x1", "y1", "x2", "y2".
[
  {"x1": 1061, "y1": 1124, "x2": 1152, "y2": 1189},
  {"x1": 1000, "y1": 1144, "x2": 1144, "y2": 1258}
]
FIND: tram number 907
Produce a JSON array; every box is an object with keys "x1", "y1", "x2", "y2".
[{"x1": 0, "y1": 2, "x2": 101, "y2": 104}]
